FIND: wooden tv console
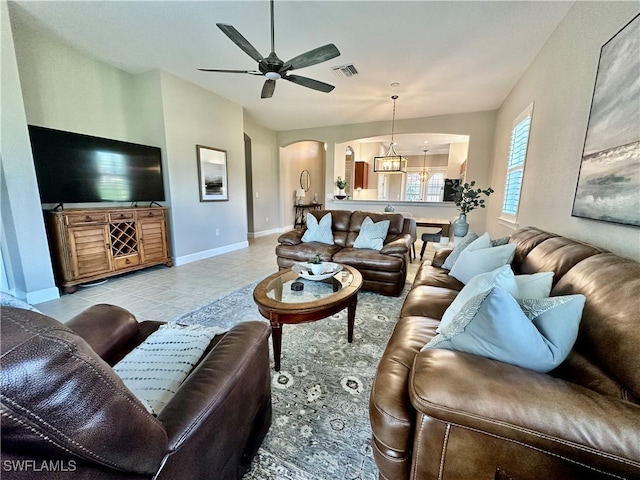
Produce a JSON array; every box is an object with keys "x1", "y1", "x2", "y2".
[{"x1": 45, "y1": 206, "x2": 172, "y2": 293}]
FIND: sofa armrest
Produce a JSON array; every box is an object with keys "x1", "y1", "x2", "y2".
[
  {"x1": 278, "y1": 228, "x2": 304, "y2": 245},
  {"x1": 431, "y1": 247, "x2": 452, "y2": 267},
  {"x1": 66, "y1": 304, "x2": 138, "y2": 362},
  {"x1": 157, "y1": 320, "x2": 271, "y2": 476},
  {"x1": 410, "y1": 349, "x2": 640, "y2": 476},
  {"x1": 380, "y1": 234, "x2": 412, "y2": 255}
]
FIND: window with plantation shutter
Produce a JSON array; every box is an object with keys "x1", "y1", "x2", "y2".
[{"x1": 501, "y1": 103, "x2": 533, "y2": 221}]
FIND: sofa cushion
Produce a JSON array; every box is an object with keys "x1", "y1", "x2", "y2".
[
  {"x1": 302, "y1": 212, "x2": 334, "y2": 244},
  {"x1": 346, "y1": 211, "x2": 404, "y2": 248},
  {"x1": 309, "y1": 209, "x2": 353, "y2": 247},
  {"x1": 441, "y1": 231, "x2": 479, "y2": 270},
  {"x1": 353, "y1": 216, "x2": 390, "y2": 250},
  {"x1": 333, "y1": 247, "x2": 404, "y2": 272},
  {"x1": 515, "y1": 271, "x2": 554, "y2": 299},
  {"x1": 438, "y1": 265, "x2": 519, "y2": 333},
  {"x1": 276, "y1": 242, "x2": 342, "y2": 265},
  {"x1": 517, "y1": 235, "x2": 608, "y2": 286},
  {"x1": 423, "y1": 287, "x2": 585, "y2": 373},
  {"x1": 449, "y1": 234, "x2": 517, "y2": 284}
]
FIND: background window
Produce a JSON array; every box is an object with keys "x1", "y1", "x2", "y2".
[
  {"x1": 502, "y1": 103, "x2": 533, "y2": 220},
  {"x1": 404, "y1": 169, "x2": 446, "y2": 201}
]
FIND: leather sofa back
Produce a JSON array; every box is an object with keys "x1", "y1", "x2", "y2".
[
  {"x1": 309, "y1": 209, "x2": 352, "y2": 247},
  {"x1": 1, "y1": 307, "x2": 168, "y2": 474},
  {"x1": 308, "y1": 209, "x2": 405, "y2": 248},
  {"x1": 553, "y1": 253, "x2": 640, "y2": 403},
  {"x1": 510, "y1": 228, "x2": 638, "y2": 404}
]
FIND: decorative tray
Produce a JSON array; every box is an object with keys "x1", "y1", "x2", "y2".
[{"x1": 292, "y1": 262, "x2": 343, "y2": 281}]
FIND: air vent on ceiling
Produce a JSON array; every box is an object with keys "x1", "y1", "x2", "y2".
[{"x1": 332, "y1": 64, "x2": 359, "y2": 78}]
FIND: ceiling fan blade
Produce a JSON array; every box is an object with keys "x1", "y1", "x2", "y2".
[
  {"x1": 284, "y1": 74, "x2": 335, "y2": 93},
  {"x1": 198, "y1": 68, "x2": 263, "y2": 75},
  {"x1": 261, "y1": 79, "x2": 276, "y2": 99},
  {"x1": 216, "y1": 24, "x2": 265, "y2": 63},
  {"x1": 285, "y1": 44, "x2": 340, "y2": 71}
]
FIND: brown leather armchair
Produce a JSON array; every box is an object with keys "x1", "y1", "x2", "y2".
[{"x1": 1, "y1": 304, "x2": 272, "y2": 480}]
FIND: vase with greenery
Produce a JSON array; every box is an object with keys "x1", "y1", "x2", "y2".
[
  {"x1": 452, "y1": 181, "x2": 494, "y2": 236},
  {"x1": 306, "y1": 252, "x2": 324, "y2": 275},
  {"x1": 335, "y1": 177, "x2": 348, "y2": 198}
]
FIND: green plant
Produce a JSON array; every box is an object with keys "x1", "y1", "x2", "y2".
[
  {"x1": 335, "y1": 176, "x2": 348, "y2": 189},
  {"x1": 307, "y1": 252, "x2": 323, "y2": 264},
  {"x1": 453, "y1": 181, "x2": 494, "y2": 214}
]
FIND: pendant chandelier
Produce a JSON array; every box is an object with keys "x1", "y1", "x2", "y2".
[
  {"x1": 373, "y1": 95, "x2": 407, "y2": 174},
  {"x1": 419, "y1": 147, "x2": 430, "y2": 183}
]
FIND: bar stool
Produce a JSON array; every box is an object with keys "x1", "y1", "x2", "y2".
[{"x1": 420, "y1": 228, "x2": 442, "y2": 261}]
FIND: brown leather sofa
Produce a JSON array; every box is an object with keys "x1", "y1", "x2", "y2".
[
  {"x1": 370, "y1": 227, "x2": 640, "y2": 480},
  {"x1": 276, "y1": 210, "x2": 414, "y2": 296},
  {"x1": 1, "y1": 304, "x2": 272, "y2": 480}
]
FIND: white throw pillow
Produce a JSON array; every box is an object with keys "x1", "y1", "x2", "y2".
[
  {"x1": 302, "y1": 212, "x2": 334, "y2": 245},
  {"x1": 448, "y1": 234, "x2": 516, "y2": 284},
  {"x1": 353, "y1": 216, "x2": 390, "y2": 251},
  {"x1": 438, "y1": 265, "x2": 518, "y2": 333},
  {"x1": 514, "y1": 272, "x2": 554, "y2": 299},
  {"x1": 441, "y1": 232, "x2": 479, "y2": 270}
]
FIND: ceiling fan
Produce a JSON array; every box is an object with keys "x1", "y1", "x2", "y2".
[{"x1": 199, "y1": 0, "x2": 341, "y2": 99}]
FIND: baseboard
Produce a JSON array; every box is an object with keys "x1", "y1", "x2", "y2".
[
  {"x1": 173, "y1": 240, "x2": 250, "y2": 266},
  {"x1": 12, "y1": 286, "x2": 61, "y2": 305},
  {"x1": 248, "y1": 227, "x2": 283, "y2": 239}
]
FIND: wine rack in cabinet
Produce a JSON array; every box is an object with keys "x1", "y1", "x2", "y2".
[{"x1": 45, "y1": 207, "x2": 172, "y2": 293}]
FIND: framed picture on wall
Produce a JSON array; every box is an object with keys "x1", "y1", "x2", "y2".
[
  {"x1": 572, "y1": 14, "x2": 640, "y2": 227},
  {"x1": 197, "y1": 145, "x2": 228, "y2": 202}
]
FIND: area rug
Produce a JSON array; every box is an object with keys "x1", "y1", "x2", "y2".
[{"x1": 175, "y1": 281, "x2": 409, "y2": 480}]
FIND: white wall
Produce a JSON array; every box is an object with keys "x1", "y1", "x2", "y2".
[
  {"x1": 1, "y1": 1, "x2": 58, "y2": 303},
  {"x1": 243, "y1": 119, "x2": 280, "y2": 236},
  {"x1": 6, "y1": 12, "x2": 257, "y2": 300},
  {"x1": 159, "y1": 71, "x2": 248, "y2": 264},
  {"x1": 280, "y1": 141, "x2": 325, "y2": 227},
  {"x1": 487, "y1": 2, "x2": 640, "y2": 261}
]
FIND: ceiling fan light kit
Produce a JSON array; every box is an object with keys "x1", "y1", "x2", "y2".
[
  {"x1": 374, "y1": 95, "x2": 408, "y2": 174},
  {"x1": 199, "y1": 0, "x2": 340, "y2": 99}
]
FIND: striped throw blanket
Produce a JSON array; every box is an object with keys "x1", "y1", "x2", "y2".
[{"x1": 113, "y1": 323, "x2": 227, "y2": 415}]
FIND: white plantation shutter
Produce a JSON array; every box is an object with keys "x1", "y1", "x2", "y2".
[{"x1": 502, "y1": 104, "x2": 533, "y2": 220}]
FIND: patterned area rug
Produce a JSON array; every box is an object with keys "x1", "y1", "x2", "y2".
[{"x1": 175, "y1": 281, "x2": 409, "y2": 480}]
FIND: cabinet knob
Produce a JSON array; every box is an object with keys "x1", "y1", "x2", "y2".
[
  {"x1": 120, "y1": 214, "x2": 125, "y2": 219},
  {"x1": 85, "y1": 216, "x2": 91, "y2": 222},
  {"x1": 125, "y1": 259, "x2": 131, "y2": 265}
]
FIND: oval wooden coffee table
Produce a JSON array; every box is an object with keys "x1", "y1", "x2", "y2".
[{"x1": 253, "y1": 264, "x2": 362, "y2": 371}]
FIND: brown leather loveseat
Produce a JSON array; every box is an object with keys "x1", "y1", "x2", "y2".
[
  {"x1": 276, "y1": 210, "x2": 414, "y2": 296},
  {"x1": 1, "y1": 304, "x2": 272, "y2": 480},
  {"x1": 370, "y1": 227, "x2": 640, "y2": 479}
]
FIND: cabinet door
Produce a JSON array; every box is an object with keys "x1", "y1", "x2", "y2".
[
  {"x1": 138, "y1": 219, "x2": 168, "y2": 264},
  {"x1": 68, "y1": 226, "x2": 112, "y2": 278}
]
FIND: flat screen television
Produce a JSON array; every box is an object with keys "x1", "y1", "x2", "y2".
[
  {"x1": 443, "y1": 178, "x2": 461, "y2": 202},
  {"x1": 28, "y1": 125, "x2": 165, "y2": 205}
]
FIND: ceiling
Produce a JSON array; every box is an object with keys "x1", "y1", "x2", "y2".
[{"x1": 9, "y1": 0, "x2": 573, "y2": 153}]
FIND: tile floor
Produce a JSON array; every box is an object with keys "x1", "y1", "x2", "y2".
[{"x1": 36, "y1": 233, "x2": 433, "y2": 324}]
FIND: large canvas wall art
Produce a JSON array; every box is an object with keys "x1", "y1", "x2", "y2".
[{"x1": 572, "y1": 14, "x2": 640, "y2": 227}]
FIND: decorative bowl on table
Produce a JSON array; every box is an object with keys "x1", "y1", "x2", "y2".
[
  {"x1": 334, "y1": 195, "x2": 347, "y2": 200},
  {"x1": 292, "y1": 262, "x2": 343, "y2": 281}
]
